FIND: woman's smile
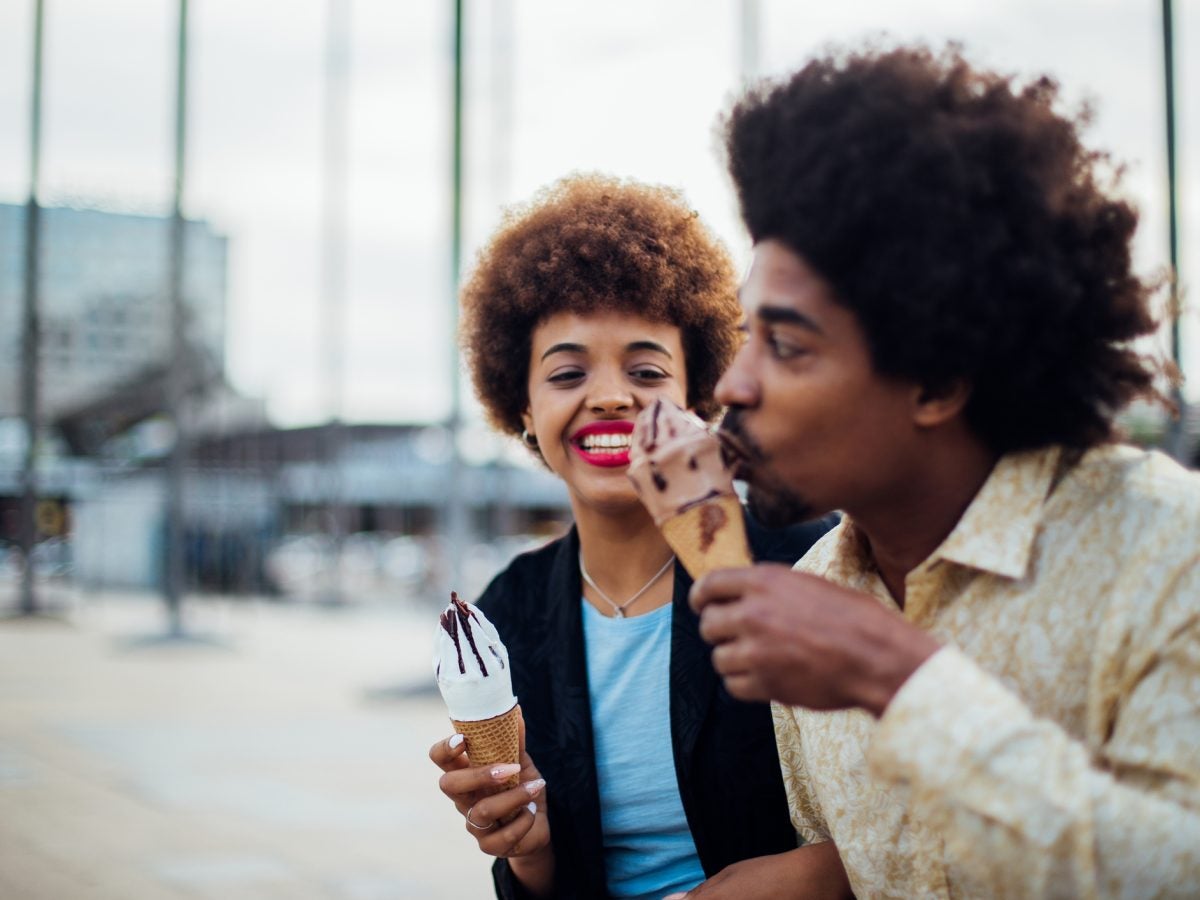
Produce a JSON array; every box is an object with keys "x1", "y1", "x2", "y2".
[{"x1": 570, "y1": 421, "x2": 635, "y2": 467}]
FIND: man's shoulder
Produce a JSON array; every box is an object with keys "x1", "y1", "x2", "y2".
[{"x1": 1066, "y1": 443, "x2": 1200, "y2": 528}]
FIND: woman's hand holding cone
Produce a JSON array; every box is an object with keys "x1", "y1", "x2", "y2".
[{"x1": 429, "y1": 712, "x2": 555, "y2": 893}]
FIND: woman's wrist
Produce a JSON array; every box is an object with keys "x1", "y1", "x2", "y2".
[{"x1": 507, "y1": 843, "x2": 555, "y2": 898}]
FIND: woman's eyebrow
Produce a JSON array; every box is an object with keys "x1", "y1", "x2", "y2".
[
  {"x1": 626, "y1": 340, "x2": 672, "y2": 358},
  {"x1": 540, "y1": 341, "x2": 586, "y2": 361}
]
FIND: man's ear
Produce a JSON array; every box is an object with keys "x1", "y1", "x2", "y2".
[{"x1": 912, "y1": 379, "x2": 971, "y2": 428}]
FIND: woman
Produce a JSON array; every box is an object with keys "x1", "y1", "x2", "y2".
[{"x1": 428, "y1": 175, "x2": 833, "y2": 899}]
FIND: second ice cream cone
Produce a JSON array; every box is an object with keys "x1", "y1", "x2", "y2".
[
  {"x1": 662, "y1": 495, "x2": 751, "y2": 579},
  {"x1": 452, "y1": 703, "x2": 522, "y2": 789},
  {"x1": 453, "y1": 703, "x2": 523, "y2": 825}
]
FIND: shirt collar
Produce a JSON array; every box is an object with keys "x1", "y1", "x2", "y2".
[
  {"x1": 832, "y1": 445, "x2": 1063, "y2": 584},
  {"x1": 931, "y1": 445, "x2": 1062, "y2": 580}
]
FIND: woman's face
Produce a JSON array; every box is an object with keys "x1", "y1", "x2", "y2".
[{"x1": 524, "y1": 310, "x2": 689, "y2": 515}]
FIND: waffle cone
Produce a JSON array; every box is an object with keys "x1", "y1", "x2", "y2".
[
  {"x1": 661, "y1": 495, "x2": 751, "y2": 579},
  {"x1": 452, "y1": 703, "x2": 522, "y2": 790}
]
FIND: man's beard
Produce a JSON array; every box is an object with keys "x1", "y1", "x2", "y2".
[{"x1": 719, "y1": 408, "x2": 815, "y2": 529}]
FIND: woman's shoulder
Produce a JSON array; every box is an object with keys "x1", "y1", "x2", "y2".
[
  {"x1": 476, "y1": 530, "x2": 572, "y2": 616},
  {"x1": 745, "y1": 510, "x2": 841, "y2": 566}
]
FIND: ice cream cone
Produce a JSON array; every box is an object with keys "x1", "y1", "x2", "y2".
[
  {"x1": 452, "y1": 702, "x2": 522, "y2": 789},
  {"x1": 628, "y1": 399, "x2": 752, "y2": 580},
  {"x1": 661, "y1": 494, "x2": 751, "y2": 579}
]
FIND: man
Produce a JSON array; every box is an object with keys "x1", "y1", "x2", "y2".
[{"x1": 687, "y1": 45, "x2": 1200, "y2": 897}]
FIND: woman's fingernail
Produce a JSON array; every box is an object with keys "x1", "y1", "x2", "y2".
[
  {"x1": 491, "y1": 763, "x2": 522, "y2": 780},
  {"x1": 522, "y1": 778, "x2": 545, "y2": 797},
  {"x1": 526, "y1": 801, "x2": 537, "y2": 816},
  {"x1": 448, "y1": 734, "x2": 464, "y2": 749}
]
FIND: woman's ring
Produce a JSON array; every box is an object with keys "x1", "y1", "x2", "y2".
[{"x1": 465, "y1": 805, "x2": 496, "y2": 831}]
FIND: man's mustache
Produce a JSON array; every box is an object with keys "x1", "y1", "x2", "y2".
[{"x1": 717, "y1": 408, "x2": 766, "y2": 470}]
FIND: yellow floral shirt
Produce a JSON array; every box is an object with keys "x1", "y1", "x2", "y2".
[{"x1": 775, "y1": 443, "x2": 1200, "y2": 898}]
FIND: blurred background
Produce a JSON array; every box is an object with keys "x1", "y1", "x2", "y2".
[{"x1": 0, "y1": 1, "x2": 1196, "y2": 898}]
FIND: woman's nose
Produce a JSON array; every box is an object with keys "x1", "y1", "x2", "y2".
[{"x1": 586, "y1": 372, "x2": 634, "y2": 413}]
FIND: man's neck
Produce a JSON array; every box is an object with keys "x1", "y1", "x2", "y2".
[{"x1": 854, "y1": 436, "x2": 998, "y2": 609}]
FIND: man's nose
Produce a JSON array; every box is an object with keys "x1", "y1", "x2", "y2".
[{"x1": 715, "y1": 346, "x2": 759, "y2": 408}]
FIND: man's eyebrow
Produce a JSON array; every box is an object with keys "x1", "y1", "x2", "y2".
[
  {"x1": 626, "y1": 340, "x2": 672, "y2": 358},
  {"x1": 757, "y1": 304, "x2": 824, "y2": 335},
  {"x1": 540, "y1": 342, "x2": 586, "y2": 361}
]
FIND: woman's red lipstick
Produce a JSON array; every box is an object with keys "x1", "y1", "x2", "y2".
[{"x1": 569, "y1": 421, "x2": 635, "y2": 468}]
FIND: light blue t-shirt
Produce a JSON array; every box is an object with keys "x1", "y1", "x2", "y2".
[{"x1": 582, "y1": 599, "x2": 706, "y2": 900}]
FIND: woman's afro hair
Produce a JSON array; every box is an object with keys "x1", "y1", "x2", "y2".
[{"x1": 460, "y1": 174, "x2": 742, "y2": 437}]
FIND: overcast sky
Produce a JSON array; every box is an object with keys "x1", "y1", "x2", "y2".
[{"x1": 1, "y1": 0, "x2": 1196, "y2": 427}]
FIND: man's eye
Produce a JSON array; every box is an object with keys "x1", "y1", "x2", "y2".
[{"x1": 768, "y1": 334, "x2": 806, "y2": 360}]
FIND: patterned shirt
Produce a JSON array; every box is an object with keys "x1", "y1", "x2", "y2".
[{"x1": 775, "y1": 443, "x2": 1200, "y2": 898}]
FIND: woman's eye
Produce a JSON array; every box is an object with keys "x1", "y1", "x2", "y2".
[
  {"x1": 631, "y1": 368, "x2": 667, "y2": 381},
  {"x1": 548, "y1": 370, "x2": 584, "y2": 384}
]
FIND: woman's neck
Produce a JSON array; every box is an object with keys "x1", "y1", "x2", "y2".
[{"x1": 572, "y1": 502, "x2": 676, "y2": 615}]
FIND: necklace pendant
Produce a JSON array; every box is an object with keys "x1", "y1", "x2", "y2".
[{"x1": 614, "y1": 609, "x2": 625, "y2": 619}]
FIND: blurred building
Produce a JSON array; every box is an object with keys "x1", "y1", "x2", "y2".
[
  {"x1": 67, "y1": 423, "x2": 569, "y2": 601},
  {"x1": 0, "y1": 202, "x2": 228, "y2": 418},
  {"x1": 0, "y1": 201, "x2": 572, "y2": 604}
]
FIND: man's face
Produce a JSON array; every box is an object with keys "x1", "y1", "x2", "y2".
[{"x1": 716, "y1": 240, "x2": 922, "y2": 527}]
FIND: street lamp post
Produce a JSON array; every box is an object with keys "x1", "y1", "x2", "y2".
[
  {"x1": 163, "y1": 0, "x2": 190, "y2": 635},
  {"x1": 18, "y1": 0, "x2": 47, "y2": 617},
  {"x1": 1161, "y1": 0, "x2": 1186, "y2": 460},
  {"x1": 441, "y1": 0, "x2": 470, "y2": 603}
]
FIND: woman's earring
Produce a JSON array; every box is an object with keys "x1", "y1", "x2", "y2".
[{"x1": 521, "y1": 429, "x2": 539, "y2": 449}]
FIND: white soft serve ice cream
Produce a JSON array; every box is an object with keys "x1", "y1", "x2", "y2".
[{"x1": 433, "y1": 592, "x2": 517, "y2": 722}]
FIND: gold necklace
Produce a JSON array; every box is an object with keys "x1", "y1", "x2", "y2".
[{"x1": 578, "y1": 551, "x2": 675, "y2": 618}]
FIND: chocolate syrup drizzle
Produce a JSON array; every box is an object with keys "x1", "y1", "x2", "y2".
[
  {"x1": 644, "y1": 398, "x2": 662, "y2": 452},
  {"x1": 439, "y1": 590, "x2": 488, "y2": 676},
  {"x1": 651, "y1": 464, "x2": 668, "y2": 491}
]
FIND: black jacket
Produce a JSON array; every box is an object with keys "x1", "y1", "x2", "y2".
[{"x1": 477, "y1": 513, "x2": 836, "y2": 899}]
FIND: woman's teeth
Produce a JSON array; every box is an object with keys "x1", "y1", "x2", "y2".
[{"x1": 580, "y1": 434, "x2": 631, "y2": 452}]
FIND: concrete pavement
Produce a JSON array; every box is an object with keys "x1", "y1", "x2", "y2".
[{"x1": 0, "y1": 589, "x2": 495, "y2": 899}]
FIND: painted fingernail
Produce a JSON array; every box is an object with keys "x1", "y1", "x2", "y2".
[
  {"x1": 522, "y1": 778, "x2": 545, "y2": 797},
  {"x1": 448, "y1": 734, "x2": 464, "y2": 749},
  {"x1": 491, "y1": 763, "x2": 522, "y2": 780},
  {"x1": 525, "y1": 802, "x2": 537, "y2": 816}
]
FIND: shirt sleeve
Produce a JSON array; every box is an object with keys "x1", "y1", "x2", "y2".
[
  {"x1": 866, "y1": 558, "x2": 1200, "y2": 898},
  {"x1": 772, "y1": 701, "x2": 830, "y2": 846}
]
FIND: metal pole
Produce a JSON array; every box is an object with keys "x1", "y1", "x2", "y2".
[
  {"x1": 321, "y1": 0, "x2": 351, "y2": 604},
  {"x1": 1161, "y1": 0, "x2": 1186, "y2": 460},
  {"x1": 489, "y1": 0, "x2": 513, "y2": 212},
  {"x1": 443, "y1": 0, "x2": 469, "y2": 600},
  {"x1": 163, "y1": 0, "x2": 190, "y2": 635},
  {"x1": 18, "y1": 0, "x2": 46, "y2": 616},
  {"x1": 739, "y1": 0, "x2": 760, "y2": 86},
  {"x1": 489, "y1": 0, "x2": 514, "y2": 541}
]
